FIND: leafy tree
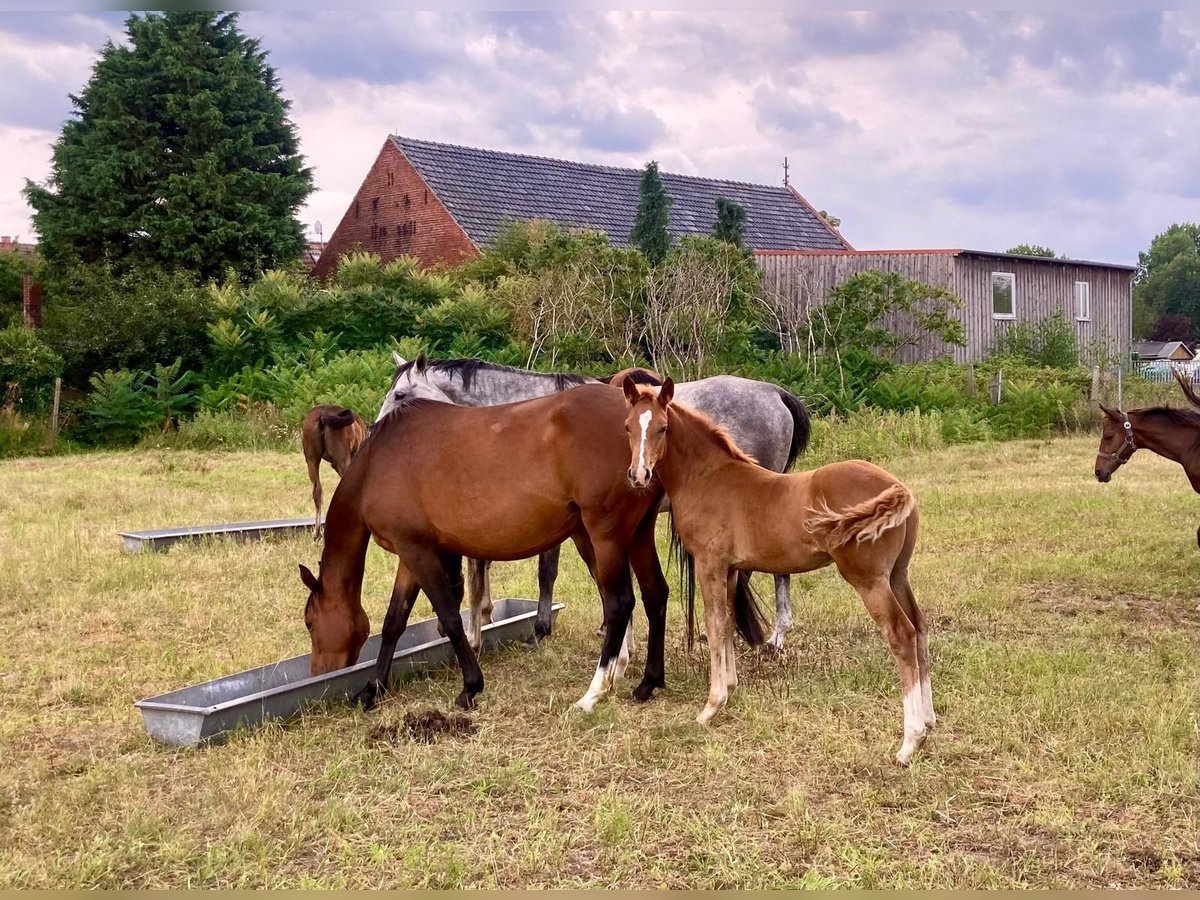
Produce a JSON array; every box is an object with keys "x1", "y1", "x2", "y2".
[
  {"x1": 1148, "y1": 313, "x2": 1195, "y2": 345},
  {"x1": 1133, "y1": 223, "x2": 1200, "y2": 338},
  {"x1": 817, "y1": 209, "x2": 841, "y2": 228},
  {"x1": 24, "y1": 12, "x2": 312, "y2": 281},
  {"x1": 801, "y1": 270, "x2": 965, "y2": 363},
  {"x1": 630, "y1": 161, "x2": 672, "y2": 266},
  {"x1": 712, "y1": 197, "x2": 747, "y2": 247},
  {"x1": 1005, "y1": 244, "x2": 1060, "y2": 258}
]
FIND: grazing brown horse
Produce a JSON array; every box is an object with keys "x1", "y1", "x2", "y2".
[
  {"x1": 619, "y1": 378, "x2": 933, "y2": 765},
  {"x1": 302, "y1": 405, "x2": 368, "y2": 541},
  {"x1": 1095, "y1": 368, "x2": 1200, "y2": 546},
  {"x1": 301, "y1": 384, "x2": 669, "y2": 713}
]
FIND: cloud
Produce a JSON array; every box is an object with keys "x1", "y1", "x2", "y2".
[{"x1": 0, "y1": 10, "x2": 1194, "y2": 266}]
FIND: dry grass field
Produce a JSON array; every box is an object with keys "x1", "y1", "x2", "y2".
[{"x1": 0, "y1": 435, "x2": 1195, "y2": 888}]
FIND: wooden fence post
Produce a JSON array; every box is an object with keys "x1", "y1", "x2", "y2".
[
  {"x1": 966, "y1": 363, "x2": 976, "y2": 399},
  {"x1": 990, "y1": 368, "x2": 1003, "y2": 404},
  {"x1": 47, "y1": 377, "x2": 61, "y2": 448},
  {"x1": 1090, "y1": 365, "x2": 1100, "y2": 415},
  {"x1": 1117, "y1": 365, "x2": 1123, "y2": 410}
]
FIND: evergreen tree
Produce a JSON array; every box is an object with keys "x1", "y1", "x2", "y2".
[
  {"x1": 712, "y1": 197, "x2": 747, "y2": 247},
  {"x1": 25, "y1": 12, "x2": 313, "y2": 281},
  {"x1": 630, "y1": 161, "x2": 672, "y2": 266}
]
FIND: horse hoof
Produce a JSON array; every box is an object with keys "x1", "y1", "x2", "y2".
[
  {"x1": 631, "y1": 681, "x2": 659, "y2": 703},
  {"x1": 455, "y1": 690, "x2": 478, "y2": 710},
  {"x1": 353, "y1": 682, "x2": 381, "y2": 711},
  {"x1": 535, "y1": 620, "x2": 552, "y2": 639}
]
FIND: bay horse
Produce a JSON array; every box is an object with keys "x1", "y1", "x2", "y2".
[
  {"x1": 1095, "y1": 367, "x2": 1200, "y2": 546},
  {"x1": 378, "y1": 354, "x2": 811, "y2": 649},
  {"x1": 301, "y1": 384, "x2": 669, "y2": 714},
  {"x1": 301, "y1": 405, "x2": 368, "y2": 541},
  {"x1": 620, "y1": 378, "x2": 933, "y2": 766}
]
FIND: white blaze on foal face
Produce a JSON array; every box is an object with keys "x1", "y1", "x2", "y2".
[{"x1": 635, "y1": 409, "x2": 652, "y2": 482}]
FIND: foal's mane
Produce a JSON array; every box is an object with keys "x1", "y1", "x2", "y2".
[
  {"x1": 634, "y1": 386, "x2": 756, "y2": 465},
  {"x1": 1137, "y1": 404, "x2": 1200, "y2": 429},
  {"x1": 393, "y1": 356, "x2": 591, "y2": 392}
]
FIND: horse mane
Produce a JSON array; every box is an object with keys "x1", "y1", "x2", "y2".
[
  {"x1": 392, "y1": 357, "x2": 590, "y2": 392},
  {"x1": 632, "y1": 386, "x2": 756, "y2": 465},
  {"x1": 359, "y1": 397, "x2": 443, "y2": 451},
  {"x1": 602, "y1": 368, "x2": 664, "y2": 386},
  {"x1": 1139, "y1": 405, "x2": 1200, "y2": 429}
]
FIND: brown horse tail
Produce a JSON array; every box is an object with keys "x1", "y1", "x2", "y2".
[
  {"x1": 1173, "y1": 367, "x2": 1200, "y2": 410},
  {"x1": 319, "y1": 408, "x2": 358, "y2": 430},
  {"x1": 669, "y1": 511, "x2": 766, "y2": 650},
  {"x1": 806, "y1": 482, "x2": 916, "y2": 548},
  {"x1": 733, "y1": 571, "x2": 767, "y2": 647}
]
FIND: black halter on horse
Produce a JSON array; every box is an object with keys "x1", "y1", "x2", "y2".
[{"x1": 1096, "y1": 411, "x2": 1136, "y2": 468}]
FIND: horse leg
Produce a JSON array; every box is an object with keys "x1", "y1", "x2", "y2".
[
  {"x1": 535, "y1": 544, "x2": 560, "y2": 639},
  {"x1": 766, "y1": 574, "x2": 793, "y2": 652},
  {"x1": 354, "y1": 562, "x2": 420, "y2": 709},
  {"x1": 629, "y1": 512, "x2": 669, "y2": 703},
  {"x1": 836, "y1": 546, "x2": 926, "y2": 765},
  {"x1": 406, "y1": 548, "x2": 484, "y2": 710},
  {"x1": 890, "y1": 516, "x2": 934, "y2": 730},
  {"x1": 696, "y1": 561, "x2": 735, "y2": 726},
  {"x1": 306, "y1": 453, "x2": 323, "y2": 541},
  {"x1": 464, "y1": 558, "x2": 492, "y2": 654},
  {"x1": 573, "y1": 543, "x2": 637, "y2": 713}
]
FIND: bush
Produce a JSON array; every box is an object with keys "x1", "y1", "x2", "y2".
[
  {"x1": 40, "y1": 262, "x2": 212, "y2": 386},
  {"x1": 82, "y1": 359, "x2": 196, "y2": 444},
  {"x1": 990, "y1": 310, "x2": 1079, "y2": 369},
  {"x1": 0, "y1": 407, "x2": 63, "y2": 458},
  {"x1": 141, "y1": 404, "x2": 295, "y2": 452},
  {"x1": 0, "y1": 325, "x2": 64, "y2": 412}
]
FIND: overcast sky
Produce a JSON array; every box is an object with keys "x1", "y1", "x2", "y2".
[{"x1": 1, "y1": 10, "x2": 1197, "y2": 263}]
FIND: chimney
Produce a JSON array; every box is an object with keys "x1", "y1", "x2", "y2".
[{"x1": 22, "y1": 274, "x2": 43, "y2": 329}]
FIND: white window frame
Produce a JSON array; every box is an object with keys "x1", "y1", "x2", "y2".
[
  {"x1": 992, "y1": 271, "x2": 1016, "y2": 320},
  {"x1": 1074, "y1": 281, "x2": 1090, "y2": 321}
]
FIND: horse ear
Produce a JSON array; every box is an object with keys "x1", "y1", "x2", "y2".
[
  {"x1": 658, "y1": 377, "x2": 675, "y2": 407},
  {"x1": 391, "y1": 351, "x2": 406, "y2": 367},
  {"x1": 1099, "y1": 404, "x2": 1123, "y2": 423},
  {"x1": 621, "y1": 376, "x2": 641, "y2": 406},
  {"x1": 299, "y1": 564, "x2": 321, "y2": 594}
]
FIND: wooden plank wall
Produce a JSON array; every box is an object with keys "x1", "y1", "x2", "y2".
[{"x1": 757, "y1": 251, "x2": 1132, "y2": 363}]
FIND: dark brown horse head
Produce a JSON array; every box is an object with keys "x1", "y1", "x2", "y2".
[
  {"x1": 300, "y1": 563, "x2": 369, "y2": 675},
  {"x1": 622, "y1": 376, "x2": 674, "y2": 488},
  {"x1": 1094, "y1": 404, "x2": 1136, "y2": 483}
]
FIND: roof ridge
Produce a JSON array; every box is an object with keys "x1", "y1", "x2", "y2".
[{"x1": 390, "y1": 134, "x2": 792, "y2": 194}]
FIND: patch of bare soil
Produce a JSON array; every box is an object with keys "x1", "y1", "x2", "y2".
[
  {"x1": 371, "y1": 709, "x2": 478, "y2": 744},
  {"x1": 1026, "y1": 585, "x2": 1199, "y2": 629}
]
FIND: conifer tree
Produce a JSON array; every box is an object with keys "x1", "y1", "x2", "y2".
[{"x1": 630, "y1": 161, "x2": 672, "y2": 266}]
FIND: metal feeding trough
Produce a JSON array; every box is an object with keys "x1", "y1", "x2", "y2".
[
  {"x1": 119, "y1": 517, "x2": 319, "y2": 553},
  {"x1": 135, "y1": 598, "x2": 564, "y2": 747}
]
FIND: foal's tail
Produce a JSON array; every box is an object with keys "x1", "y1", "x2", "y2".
[
  {"x1": 806, "y1": 483, "x2": 916, "y2": 548},
  {"x1": 669, "y1": 511, "x2": 767, "y2": 652},
  {"x1": 1173, "y1": 367, "x2": 1200, "y2": 410}
]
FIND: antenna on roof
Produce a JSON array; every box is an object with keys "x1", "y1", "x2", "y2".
[{"x1": 782, "y1": 156, "x2": 790, "y2": 187}]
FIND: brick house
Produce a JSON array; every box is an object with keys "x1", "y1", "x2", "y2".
[{"x1": 311, "y1": 135, "x2": 851, "y2": 278}]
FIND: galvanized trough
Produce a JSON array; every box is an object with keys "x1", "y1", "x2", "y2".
[
  {"x1": 135, "y1": 598, "x2": 563, "y2": 747},
  {"x1": 120, "y1": 516, "x2": 318, "y2": 553}
]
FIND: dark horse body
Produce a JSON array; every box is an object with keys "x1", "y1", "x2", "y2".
[
  {"x1": 1095, "y1": 368, "x2": 1200, "y2": 546},
  {"x1": 302, "y1": 405, "x2": 368, "y2": 541},
  {"x1": 301, "y1": 384, "x2": 669, "y2": 713}
]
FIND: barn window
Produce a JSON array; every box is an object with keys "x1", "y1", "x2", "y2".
[
  {"x1": 992, "y1": 272, "x2": 1015, "y2": 319},
  {"x1": 1074, "y1": 281, "x2": 1090, "y2": 321}
]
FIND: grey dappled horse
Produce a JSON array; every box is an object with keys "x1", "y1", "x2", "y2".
[{"x1": 377, "y1": 353, "x2": 811, "y2": 651}]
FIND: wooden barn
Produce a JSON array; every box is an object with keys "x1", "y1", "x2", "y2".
[
  {"x1": 758, "y1": 249, "x2": 1135, "y2": 363},
  {"x1": 311, "y1": 135, "x2": 851, "y2": 278}
]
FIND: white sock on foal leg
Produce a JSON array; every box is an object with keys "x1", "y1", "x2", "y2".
[{"x1": 895, "y1": 681, "x2": 928, "y2": 766}]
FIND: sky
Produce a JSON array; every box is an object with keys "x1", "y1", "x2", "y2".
[{"x1": 1, "y1": 10, "x2": 1197, "y2": 264}]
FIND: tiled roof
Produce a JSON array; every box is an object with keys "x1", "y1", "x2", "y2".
[{"x1": 390, "y1": 135, "x2": 850, "y2": 252}]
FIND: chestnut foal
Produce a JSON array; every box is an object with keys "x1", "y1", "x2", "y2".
[
  {"x1": 1095, "y1": 368, "x2": 1200, "y2": 547},
  {"x1": 301, "y1": 405, "x2": 368, "y2": 541},
  {"x1": 620, "y1": 378, "x2": 933, "y2": 765}
]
